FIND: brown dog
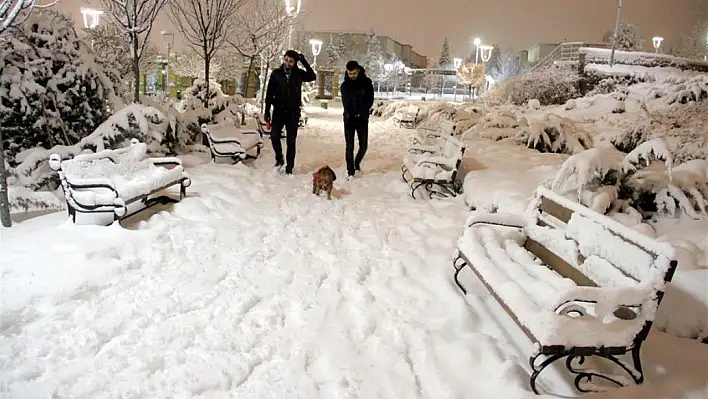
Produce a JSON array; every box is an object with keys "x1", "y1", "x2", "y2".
[{"x1": 312, "y1": 166, "x2": 337, "y2": 200}]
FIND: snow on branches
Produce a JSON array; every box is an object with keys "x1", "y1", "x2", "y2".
[{"x1": 551, "y1": 138, "x2": 708, "y2": 221}]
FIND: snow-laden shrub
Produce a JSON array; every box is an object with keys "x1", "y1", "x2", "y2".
[
  {"x1": 0, "y1": 9, "x2": 115, "y2": 163},
  {"x1": 10, "y1": 104, "x2": 173, "y2": 191},
  {"x1": 665, "y1": 75, "x2": 708, "y2": 105},
  {"x1": 527, "y1": 99, "x2": 541, "y2": 110},
  {"x1": 485, "y1": 68, "x2": 580, "y2": 106},
  {"x1": 599, "y1": 99, "x2": 708, "y2": 162},
  {"x1": 516, "y1": 113, "x2": 593, "y2": 155},
  {"x1": 612, "y1": 100, "x2": 626, "y2": 113},
  {"x1": 551, "y1": 138, "x2": 708, "y2": 221},
  {"x1": 7, "y1": 184, "x2": 63, "y2": 213}
]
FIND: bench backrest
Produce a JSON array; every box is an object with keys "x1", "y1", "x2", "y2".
[
  {"x1": 523, "y1": 186, "x2": 677, "y2": 336},
  {"x1": 441, "y1": 136, "x2": 464, "y2": 160},
  {"x1": 51, "y1": 139, "x2": 151, "y2": 182}
]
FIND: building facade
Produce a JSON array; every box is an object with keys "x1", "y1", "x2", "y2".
[{"x1": 304, "y1": 30, "x2": 428, "y2": 69}]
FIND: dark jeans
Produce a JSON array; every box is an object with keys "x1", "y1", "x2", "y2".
[
  {"x1": 270, "y1": 108, "x2": 300, "y2": 173},
  {"x1": 344, "y1": 115, "x2": 369, "y2": 176}
]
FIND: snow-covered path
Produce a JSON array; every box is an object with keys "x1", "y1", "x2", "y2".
[{"x1": 1, "y1": 110, "x2": 537, "y2": 398}]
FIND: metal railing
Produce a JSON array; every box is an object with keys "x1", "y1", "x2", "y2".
[{"x1": 530, "y1": 42, "x2": 609, "y2": 71}]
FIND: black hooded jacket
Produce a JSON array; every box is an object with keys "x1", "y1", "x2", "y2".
[
  {"x1": 265, "y1": 59, "x2": 316, "y2": 115},
  {"x1": 340, "y1": 66, "x2": 374, "y2": 119}
]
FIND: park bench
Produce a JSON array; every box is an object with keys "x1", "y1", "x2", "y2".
[
  {"x1": 201, "y1": 122, "x2": 263, "y2": 163},
  {"x1": 402, "y1": 135, "x2": 465, "y2": 199},
  {"x1": 49, "y1": 139, "x2": 191, "y2": 225},
  {"x1": 452, "y1": 185, "x2": 678, "y2": 394}
]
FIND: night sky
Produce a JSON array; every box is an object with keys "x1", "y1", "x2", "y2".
[{"x1": 59, "y1": 0, "x2": 701, "y2": 58}]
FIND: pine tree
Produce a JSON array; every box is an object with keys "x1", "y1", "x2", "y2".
[
  {"x1": 605, "y1": 21, "x2": 644, "y2": 51},
  {"x1": 438, "y1": 37, "x2": 452, "y2": 69},
  {"x1": 364, "y1": 29, "x2": 384, "y2": 82},
  {"x1": 0, "y1": 9, "x2": 114, "y2": 162},
  {"x1": 327, "y1": 32, "x2": 347, "y2": 67}
]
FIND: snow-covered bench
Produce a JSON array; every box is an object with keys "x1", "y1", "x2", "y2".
[
  {"x1": 452, "y1": 185, "x2": 678, "y2": 395},
  {"x1": 200, "y1": 122, "x2": 263, "y2": 163},
  {"x1": 401, "y1": 135, "x2": 465, "y2": 199},
  {"x1": 412, "y1": 119, "x2": 456, "y2": 146},
  {"x1": 49, "y1": 139, "x2": 191, "y2": 225},
  {"x1": 393, "y1": 105, "x2": 419, "y2": 128}
]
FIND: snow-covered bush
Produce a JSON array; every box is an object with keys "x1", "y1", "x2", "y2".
[
  {"x1": 516, "y1": 113, "x2": 593, "y2": 155},
  {"x1": 551, "y1": 138, "x2": 708, "y2": 221},
  {"x1": 10, "y1": 104, "x2": 174, "y2": 191},
  {"x1": 665, "y1": 75, "x2": 708, "y2": 105},
  {"x1": 0, "y1": 9, "x2": 116, "y2": 163},
  {"x1": 486, "y1": 68, "x2": 580, "y2": 106}
]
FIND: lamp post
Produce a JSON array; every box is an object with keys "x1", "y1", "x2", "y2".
[
  {"x1": 161, "y1": 30, "x2": 174, "y2": 95},
  {"x1": 652, "y1": 36, "x2": 663, "y2": 54},
  {"x1": 309, "y1": 38, "x2": 322, "y2": 67},
  {"x1": 453, "y1": 57, "x2": 462, "y2": 101},
  {"x1": 609, "y1": 0, "x2": 623, "y2": 67},
  {"x1": 80, "y1": 7, "x2": 103, "y2": 29},
  {"x1": 480, "y1": 45, "x2": 493, "y2": 63},
  {"x1": 473, "y1": 37, "x2": 481, "y2": 64},
  {"x1": 284, "y1": 0, "x2": 302, "y2": 49}
]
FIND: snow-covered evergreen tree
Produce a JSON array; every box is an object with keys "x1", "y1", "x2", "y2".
[
  {"x1": 0, "y1": 9, "x2": 114, "y2": 161},
  {"x1": 364, "y1": 30, "x2": 384, "y2": 82},
  {"x1": 327, "y1": 32, "x2": 346, "y2": 67},
  {"x1": 438, "y1": 37, "x2": 452, "y2": 69},
  {"x1": 605, "y1": 21, "x2": 644, "y2": 51}
]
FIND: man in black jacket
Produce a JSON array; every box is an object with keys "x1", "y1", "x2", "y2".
[
  {"x1": 340, "y1": 60, "x2": 374, "y2": 179},
  {"x1": 264, "y1": 49, "x2": 317, "y2": 175}
]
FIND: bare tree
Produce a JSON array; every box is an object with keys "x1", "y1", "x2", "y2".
[
  {"x1": 83, "y1": 23, "x2": 158, "y2": 95},
  {"x1": 490, "y1": 53, "x2": 519, "y2": 83},
  {"x1": 257, "y1": 25, "x2": 288, "y2": 112},
  {"x1": 227, "y1": 0, "x2": 291, "y2": 99},
  {"x1": 1, "y1": 0, "x2": 57, "y2": 227},
  {"x1": 169, "y1": 0, "x2": 243, "y2": 107},
  {"x1": 100, "y1": 0, "x2": 167, "y2": 103},
  {"x1": 172, "y1": 50, "x2": 243, "y2": 81}
]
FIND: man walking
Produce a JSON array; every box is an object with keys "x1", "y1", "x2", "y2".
[
  {"x1": 340, "y1": 60, "x2": 374, "y2": 179},
  {"x1": 264, "y1": 49, "x2": 317, "y2": 175}
]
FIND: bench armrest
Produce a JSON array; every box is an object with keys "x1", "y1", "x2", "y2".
[
  {"x1": 466, "y1": 211, "x2": 527, "y2": 229},
  {"x1": 553, "y1": 286, "x2": 652, "y2": 321},
  {"x1": 149, "y1": 156, "x2": 183, "y2": 167}
]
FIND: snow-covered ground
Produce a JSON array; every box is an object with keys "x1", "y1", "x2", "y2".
[{"x1": 2, "y1": 106, "x2": 707, "y2": 399}]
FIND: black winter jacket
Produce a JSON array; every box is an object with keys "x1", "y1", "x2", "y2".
[
  {"x1": 340, "y1": 67, "x2": 374, "y2": 120},
  {"x1": 265, "y1": 60, "x2": 316, "y2": 115}
]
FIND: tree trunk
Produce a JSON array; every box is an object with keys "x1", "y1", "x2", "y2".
[
  {"x1": 132, "y1": 36, "x2": 141, "y2": 103},
  {"x1": 0, "y1": 130, "x2": 12, "y2": 227},
  {"x1": 242, "y1": 56, "x2": 256, "y2": 125},
  {"x1": 203, "y1": 50, "x2": 210, "y2": 109}
]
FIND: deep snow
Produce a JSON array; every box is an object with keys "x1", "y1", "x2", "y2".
[{"x1": 1, "y1": 107, "x2": 707, "y2": 399}]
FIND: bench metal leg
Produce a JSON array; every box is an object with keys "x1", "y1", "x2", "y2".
[
  {"x1": 410, "y1": 181, "x2": 427, "y2": 199},
  {"x1": 401, "y1": 165, "x2": 411, "y2": 183},
  {"x1": 452, "y1": 253, "x2": 468, "y2": 295},
  {"x1": 529, "y1": 344, "x2": 645, "y2": 395}
]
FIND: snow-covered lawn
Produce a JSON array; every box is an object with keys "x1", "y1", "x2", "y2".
[{"x1": 2, "y1": 107, "x2": 707, "y2": 399}]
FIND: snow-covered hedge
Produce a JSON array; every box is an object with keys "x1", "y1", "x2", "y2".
[
  {"x1": 579, "y1": 47, "x2": 708, "y2": 72},
  {"x1": 485, "y1": 68, "x2": 581, "y2": 106}
]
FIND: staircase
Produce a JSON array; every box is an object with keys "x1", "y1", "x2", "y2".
[{"x1": 530, "y1": 42, "x2": 609, "y2": 72}]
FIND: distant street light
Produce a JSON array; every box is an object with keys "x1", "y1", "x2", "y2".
[
  {"x1": 453, "y1": 57, "x2": 463, "y2": 69},
  {"x1": 480, "y1": 45, "x2": 494, "y2": 63},
  {"x1": 609, "y1": 0, "x2": 623, "y2": 67},
  {"x1": 473, "y1": 37, "x2": 481, "y2": 64},
  {"x1": 161, "y1": 30, "x2": 174, "y2": 93},
  {"x1": 284, "y1": 0, "x2": 302, "y2": 49},
  {"x1": 80, "y1": 7, "x2": 103, "y2": 29},
  {"x1": 652, "y1": 36, "x2": 664, "y2": 54},
  {"x1": 309, "y1": 38, "x2": 322, "y2": 67}
]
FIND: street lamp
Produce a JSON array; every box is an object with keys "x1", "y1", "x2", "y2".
[
  {"x1": 652, "y1": 36, "x2": 664, "y2": 54},
  {"x1": 480, "y1": 45, "x2": 494, "y2": 63},
  {"x1": 609, "y1": 0, "x2": 623, "y2": 67},
  {"x1": 161, "y1": 30, "x2": 174, "y2": 94},
  {"x1": 80, "y1": 7, "x2": 103, "y2": 29},
  {"x1": 473, "y1": 37, "x2": 481, "y2": 64},
  {"x1": 284, "y1": 0, "x2": 302, "y2": 49},
  {"x1": 453, "y1": 57, "x2": 463, "y2": 101},
  {"x1": 309, "y1": 38, "x2": 322, "y2": 67}
]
